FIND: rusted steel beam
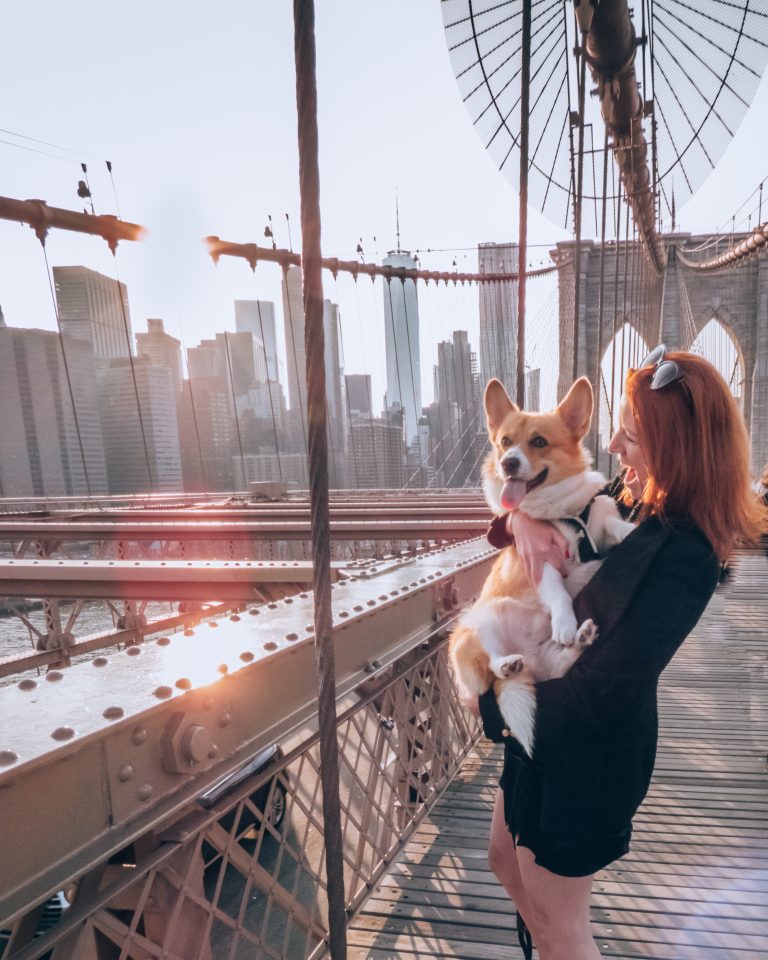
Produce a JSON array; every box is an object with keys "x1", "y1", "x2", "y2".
[
  {"x1": 0, "y1": 540, "x2": 494, "y2": 928},
  {"x1": 0, "y1": 196, "x2": 145, "y2": 251},
  {"x1": 582, "y1": 0, "x2": 664, "y2": 275},
  {"x1": 206, "y1": 236, "x2": 563, "y2": 284},
  {"x1": 0, "y1": 519, "x2": 488, "y2": 542},
  {"x1": 0, "y1": 558, "x2": 344, "y2": 600}
]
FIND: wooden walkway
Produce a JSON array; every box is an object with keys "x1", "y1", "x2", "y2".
[{"x1": 348, "y1": 549, "x2": 768, "y2": 959}]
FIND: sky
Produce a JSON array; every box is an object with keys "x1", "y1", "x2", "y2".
[{"x1": 2, "y1": 1, "x2": 768, "y2": 412}]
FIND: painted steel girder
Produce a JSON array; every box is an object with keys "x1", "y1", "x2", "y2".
[{"x1": 0, "y1": 538, "x2": 495, "y2": 928}]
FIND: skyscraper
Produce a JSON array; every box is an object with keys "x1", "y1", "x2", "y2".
[
  {"x1": 53, "y1": 265, "x2": 133, "y2": 360},
  {"x1": 345, "y1": 374, "x2": 373, "y2": 418},
  {"x1": 100, "y1": 359, "x2": 182, "y2": 492},
  {"x1": 431, "y1": 330, "x2": 482, "y2": 487},
  {"x1": 281, "y1": 266, "x2": 347, "y2": 485},
  {"x1": 323, "y1": 299, "x2": 346, "y2": 486},
  {"x1": 0, "y1": 326, "x2": 107, "y2": 496},
  {"x1": 177, "y1": 376, "x2": 235, "y2": 492},
  {"x1": 478, "y1": 242, "x2": 519, "y2": 394},
  {"x1": 235, "y1": 300, "x2": 279, "y2": 382},
  {"x1": 382, "y1": 251, "x2": 421, "y2": 443},
  {"x1": 281, "y1": 265, "x2": 306, "y2": 418},
  {"x1": 187, "y1": 332, "x2": 266, "y2": 398},
  {"x1": 136, "y1": 319, "x2": 183, "y2": 396},
  {"x1": 348, "y1": 417, "x2": 406, "y2": 488}
]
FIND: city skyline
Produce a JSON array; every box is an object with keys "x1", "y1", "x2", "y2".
[
  {"x1": 2, "y1": 4, "x2": 764, "y2": 415},
  {"x1": 0, "y1": 259, "x2": 492, "y2": 497}
]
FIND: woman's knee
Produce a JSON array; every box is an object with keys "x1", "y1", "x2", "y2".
[{"x1": 487, "y1": 828, "x2": 513, "y2": 878}]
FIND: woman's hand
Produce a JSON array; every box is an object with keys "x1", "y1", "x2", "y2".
[{"x1": 509, "y1": 511, "x2": 570, "y2": 586}]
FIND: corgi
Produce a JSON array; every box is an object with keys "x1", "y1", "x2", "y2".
[{"x1": 449, "y1": 376, "x2": 635, "y2": 755}]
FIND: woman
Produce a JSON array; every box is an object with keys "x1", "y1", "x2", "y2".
[{"x1": 477, "y1": 348, "x2": 766, "y2": 960}]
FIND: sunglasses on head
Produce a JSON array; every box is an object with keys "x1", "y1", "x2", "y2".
[{"x1": 639, "y1": 344, "x2": 694, "y2": 412}]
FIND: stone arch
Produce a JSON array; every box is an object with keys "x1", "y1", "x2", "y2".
[
  {"x1": 596, "y1": 319, "x2": 650, "y2": 455},
  {"x1": 689, "y1": 308, "x2": 746, "y2": 409}
]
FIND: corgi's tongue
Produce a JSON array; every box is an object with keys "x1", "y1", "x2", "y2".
[{"x1": 500, "y1": 479, "x2": 528, "y2": 512}]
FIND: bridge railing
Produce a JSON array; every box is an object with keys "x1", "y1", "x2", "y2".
[{"x1": 0, "y1": 538, "x2": 493, "y2": 960}]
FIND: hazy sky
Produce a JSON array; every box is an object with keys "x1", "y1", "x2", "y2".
[{"x1": 2, "y1": 2, "x2": 767, "y2": 410}]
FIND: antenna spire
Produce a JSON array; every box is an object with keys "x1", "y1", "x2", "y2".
[{"x1": 395, "y1": 187, "x2": 401, "y2": 253}]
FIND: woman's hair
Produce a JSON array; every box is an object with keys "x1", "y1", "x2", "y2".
[{"x1": 625, "y1": 351, "x2": 767, "y2": 560}]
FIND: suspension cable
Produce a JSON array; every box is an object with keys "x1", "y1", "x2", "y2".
[{"x1": 291, "y1": 4, "x2": 347, "y2": 957}]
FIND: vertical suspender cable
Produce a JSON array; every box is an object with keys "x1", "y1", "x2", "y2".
[
  {"x1": 592, "y1": 127, "x2": 610, "y2": 457},
  {"x1": 292, "y1": 3, "x2": 347, "y2": 958},
  {"x1": 571, "y1": 22, "x2": 590, "y2": 381},
  {"x1": 516, "y1": 0, "x2": 532, "y2": 408}
]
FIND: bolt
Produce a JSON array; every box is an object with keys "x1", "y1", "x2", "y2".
[
  {"x1": 137, "y1": 783, "x2": 154, "y2": 802},
  {"x1": 51, "y1": 727, "x2": 75, "y2": 741},
  {"x1": 118, "y1": 764, "x2": 133, "y2": 782},
  {"x1": 132, "y1": 727, "x2": 148, "y2": 746}
]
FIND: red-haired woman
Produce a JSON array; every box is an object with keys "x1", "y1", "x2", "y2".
[{"x1": 477, "y1": 349, "x2": 767, "y2": 960}]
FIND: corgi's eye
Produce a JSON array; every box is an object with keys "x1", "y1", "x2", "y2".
[
  {"x1": 530, "y1": 436, "x2": 548, "y2": 449},
  {"x1": 500, "y1": 437, "x2": 512, "y2": 449}
]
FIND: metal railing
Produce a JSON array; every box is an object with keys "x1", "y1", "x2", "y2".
[{"x1": 1, "y1": 637, "x2": 478, "y2": 960}]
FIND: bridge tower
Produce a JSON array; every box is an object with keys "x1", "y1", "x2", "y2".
[{"x1": 553, "y1": 234, "x2": 768, "y2": 474}]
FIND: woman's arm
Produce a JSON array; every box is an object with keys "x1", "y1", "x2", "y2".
[{"x1": 532, "y1": 530, "x2": 719, "y2": 754}]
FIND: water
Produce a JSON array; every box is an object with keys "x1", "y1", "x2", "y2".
[{"x1": 0, "y1": 600, "x2": 178, "y2": 659}]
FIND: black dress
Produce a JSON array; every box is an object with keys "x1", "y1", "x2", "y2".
[{"x1": 478, "y1": 514, "x2": 720, "y2": 877}]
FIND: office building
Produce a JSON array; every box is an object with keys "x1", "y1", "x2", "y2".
[
  {"x1": 478, "y1": 242, "x2": 519, "y2": 394},
  {"x1": 348, "y1": 417, "x2": 406, "y2": 488},
  {"x1": 282, "y1": 265, "x2": 307, "y2": 417},
  {"x1": 177, "y1": 377, "x2": 236, "y2": 492},
  {"x1": 235, "y1": 300, "x2": 279, "y2": 382},
  {"x1": 382, "y1": 251, "x2": 421, "y2": 443},
  {"x1": 0, "y1": 326, "x2": 108, "y2": 497},
  {"x1": 187, "y1": 331, "x2": 267, "y2": 399},
  {"x1": 53, "y1": 265, "x2": 133, "y2": 360},
  {"x1": 136, "y1": 319, "x2": 183, "y2": 396},
  {"x1": 100, "y1": 359, "x2": 182, "y2": 493},
  {"x1": 345, "y1": 374, "x2": 373, "y2": 418},
  {"x1": 281, "y1": 266, "x2": 347, "y2": 484},
  {"x1": 432, "y1": 330, "x2": 482, "y2": 487}
]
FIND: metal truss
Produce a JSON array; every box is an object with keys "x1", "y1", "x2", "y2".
[
  {"x1": 1, "y1": 639, "x2": 477, "y2": 960},
  {"x1": 0, "y1": 537, "x2": 494, "y2": 957}
]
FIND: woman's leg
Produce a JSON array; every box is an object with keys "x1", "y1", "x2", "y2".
[
  {"x1": 515, "y1": 843, "x2": 601, "y2": 960},
  {"x1": 487, "y1": 791, "x2": 537, "y2": 937}
]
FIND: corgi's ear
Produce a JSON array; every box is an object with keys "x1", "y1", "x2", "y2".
[
  {"x1": 556, "y1": 377, "x2": 593, "y2": 438},
  {"x1": 484, "y1": 379, "x2": 517, "y2": 433}
]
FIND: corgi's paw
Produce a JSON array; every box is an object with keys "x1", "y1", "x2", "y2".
[
  {"x1": 576, "y1": 618, "x2": 598, "y2": 646},
  {"x1": 493, "y1": 654, "x2": 525, "y2": 679},
  {"x1": 551, "y1": 609, "x2": 578, "y2": 647}
]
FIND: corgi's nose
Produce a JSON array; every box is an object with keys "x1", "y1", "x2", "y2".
[{"x1": 503, "y1": 456, "x2": 521, "y2": 476}]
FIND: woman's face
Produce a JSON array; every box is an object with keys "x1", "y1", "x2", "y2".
[{"x1": 608, "y1": 400, "x2": 649, "y2": 500}]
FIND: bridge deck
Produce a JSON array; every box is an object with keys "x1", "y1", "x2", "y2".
[{"x1": 348, "y1": 549, "x2": 768, "y2": 959}]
